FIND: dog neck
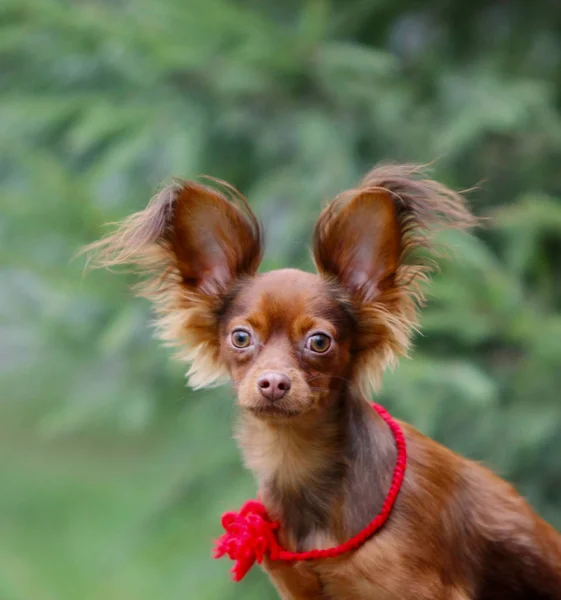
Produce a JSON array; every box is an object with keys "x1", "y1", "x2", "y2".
[{"x1": 236, "y1": 390, "x2": 397, "y2": 551}]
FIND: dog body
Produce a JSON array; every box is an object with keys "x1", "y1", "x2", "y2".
[
  {"x1": 257, "y1": 407, "x2": 561, "y2": 600},
  {"x1": 86, "y1": 164, "x2": 561, "y2": 599}
]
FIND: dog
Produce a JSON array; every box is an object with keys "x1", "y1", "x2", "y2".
[{"x1": 85, "y1": 164, "x2": 561, "y2": 599}]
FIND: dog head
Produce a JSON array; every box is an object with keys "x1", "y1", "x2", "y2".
[{"x1": 84, "y1": 165, "x2": 476, "y2": 420}]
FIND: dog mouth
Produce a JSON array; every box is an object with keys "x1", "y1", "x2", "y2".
[{"x1": 247, "y1": 404, "x2": 300, "y2": 419}]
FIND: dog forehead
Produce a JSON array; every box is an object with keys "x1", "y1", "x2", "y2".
[
  {"x1": 228, "y1": 269, "x2": 340, "y2": 330},
  {"x1": 253, "y1": 269, "x2": 320, "y2": 296}
]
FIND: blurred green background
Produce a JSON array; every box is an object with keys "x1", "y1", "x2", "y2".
[{"x1": 2, "y1": 0, "x2": 561, "y2": 598}]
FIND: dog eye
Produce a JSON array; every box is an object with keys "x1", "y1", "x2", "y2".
[
  {"x1": 306, "y1": 333, "x2": 332, "y2": 354},
  {"x1": 231, "y1": 328, "x2": 252, "y2": 349}
]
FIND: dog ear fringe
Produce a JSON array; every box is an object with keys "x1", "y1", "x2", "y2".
[
  {"x1": 80, "y1": 179, "x2": 263, "y2": 390},
  {"x1": 314, "y1": 163, "x2": 481, "y2": 395}
]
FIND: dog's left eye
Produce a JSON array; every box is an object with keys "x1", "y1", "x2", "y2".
[
  {"x1": 231, "y1": 328, "x2": 252, "y2": 348},
  {"x1": 306, "y1": 333, "x2": 332, "y2": 354}
]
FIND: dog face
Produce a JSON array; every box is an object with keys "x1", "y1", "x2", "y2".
[{"x1": 219, "y1": 269, "x2": 353, "y2": 420}]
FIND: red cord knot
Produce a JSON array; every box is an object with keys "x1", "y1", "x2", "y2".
[{"x1": 213, "y1": 500, "x2": 281, "y2": 581}]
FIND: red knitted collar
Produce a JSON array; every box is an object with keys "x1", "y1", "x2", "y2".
[{"x1": 214, "y1": 403, "x2": 407, "y2": 581}]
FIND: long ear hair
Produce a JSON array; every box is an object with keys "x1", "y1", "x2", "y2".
[
  {"x1": 82, "y1": 179, "x2": 263, "y2": 389},
  {"x1": 313, "y1": 163, "x2": 479, "y2": 394}
]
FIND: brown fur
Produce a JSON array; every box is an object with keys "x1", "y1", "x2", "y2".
[{"x1": 84, "y1": 163, "x2": 561, "y2": 599}]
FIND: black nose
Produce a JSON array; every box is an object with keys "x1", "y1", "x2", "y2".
[{"x1": 256, "y1": 371, "x2": 292, "y2": 402}]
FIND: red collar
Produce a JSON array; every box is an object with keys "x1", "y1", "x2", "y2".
[{"x1": 214, "y1": 403, "x2": 407, "y2": 581}]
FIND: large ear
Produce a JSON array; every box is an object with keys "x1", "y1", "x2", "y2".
[
  {"x1": 313, "y1": 190, "x2": 401, "y2": 303},
  {"x1": 82, "y1": 179, "x2": 263, "y2": 388},
  {"x1": 85, "y1": 180, "x2": 263, "y2": 296},
  {"x1": 169, "y1": 181, "x2": 262, "y2": 295},
  {"x1": 313, "y1": 163, "x2": 478, "y2": 391}
]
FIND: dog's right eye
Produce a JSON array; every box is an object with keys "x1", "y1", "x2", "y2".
[{"x1": 231, "y1": 329, "x2": 252, "y2": 349}]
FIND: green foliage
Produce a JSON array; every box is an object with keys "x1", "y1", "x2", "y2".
[{"x1": 1, "y1": 1, "x2": 560, "y2": 598}]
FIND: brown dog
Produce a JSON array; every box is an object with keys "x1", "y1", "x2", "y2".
[{"x1": 85, "y1": 164, "x2": 561, "y2": 599}]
